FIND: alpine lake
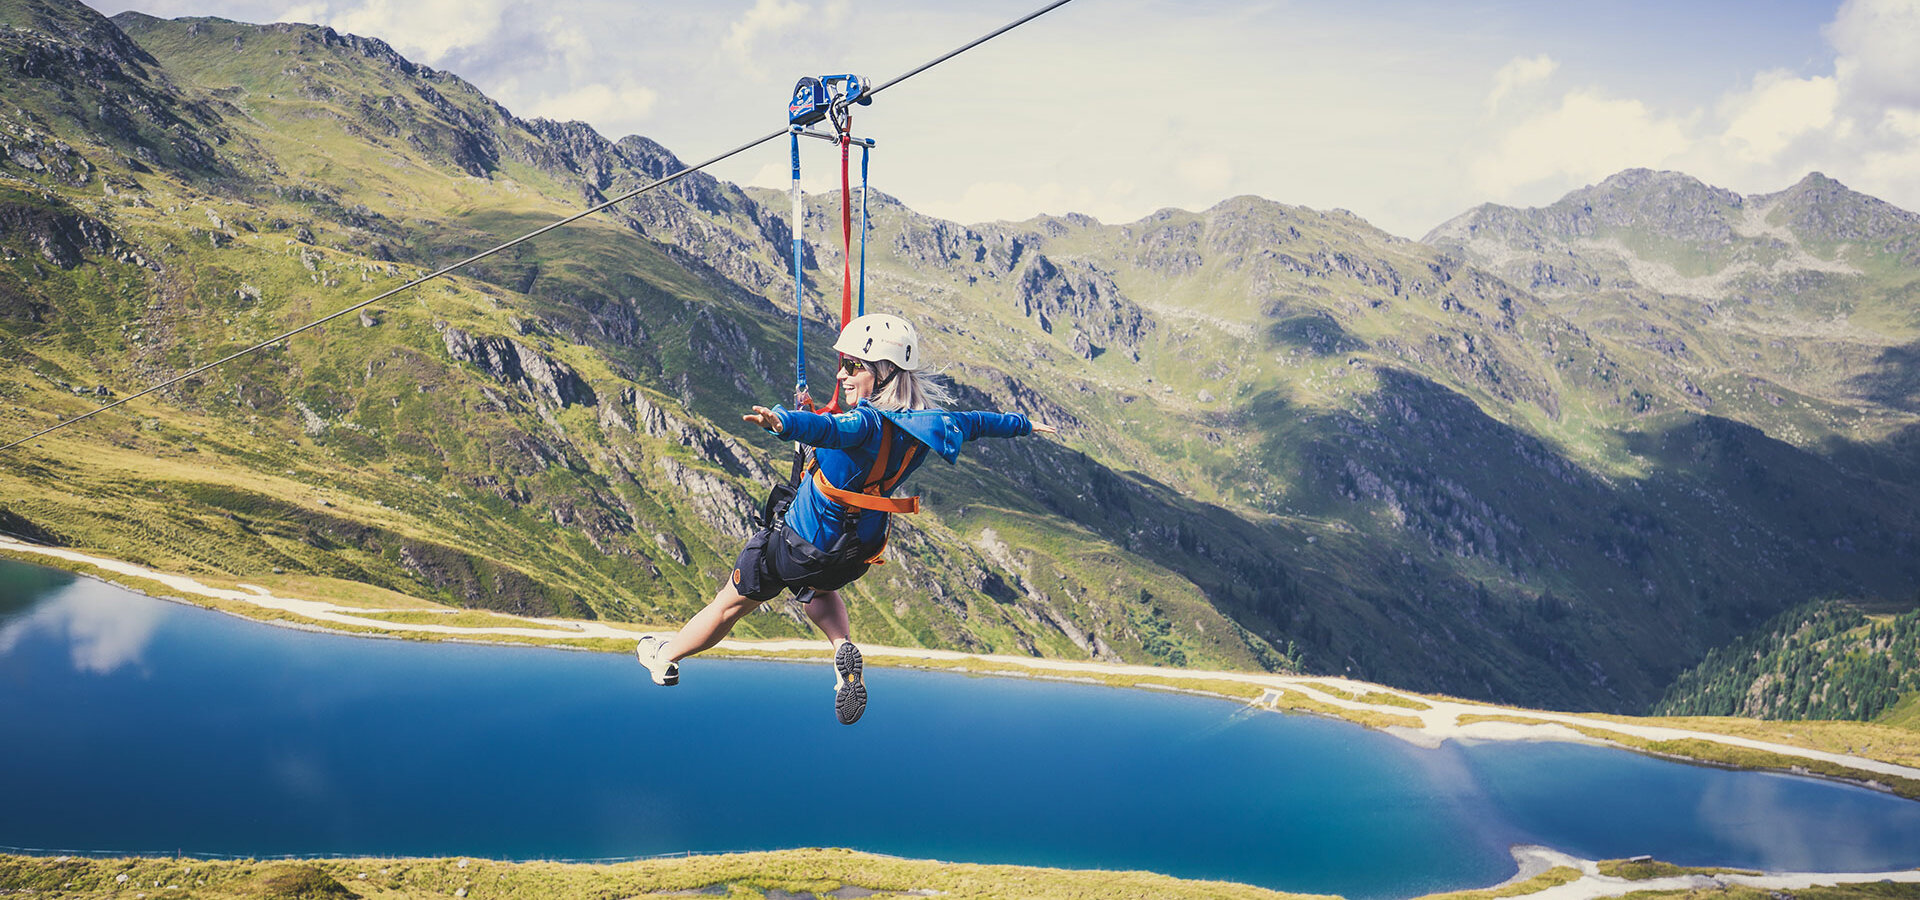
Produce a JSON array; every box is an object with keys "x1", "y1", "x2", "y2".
[{"x1": 3, "y1": 558, "x2": 1918, "y2": 899}]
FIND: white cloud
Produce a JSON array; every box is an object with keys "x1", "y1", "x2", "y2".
[
  {"x1": 523, "y1": 80, "x2": 660, "y2": 127},
  {"x1": 274, "y1": 2, "x2": 330, "y2": 24},
  {"x1": 1826, "y1": 0, "x2": 1920, "y2": 111},
  {"x1": 1485, "y1": 54, "x2": 1557, "y2": 115},
  {"x1": 1857, "y1": 108, "x2": 1920, "y2": 188},
  {"x1": 741, "y1": 160, "x2": 843, "y2": 195},
  {"x1": 723, "y1": 0, "x2": 812, "y2": 62},
  {"x1": 1720, "y1": 70, "x2": 1839, "y2": 163},
  {"x1": 1466, "y1": 0, "x2": 1920, "y2": 218},
  {"x1": 941, "y1": 179, "x2": 1142, "y2": 226},
  {"x1": 1471, "y1": 91, "x2": 1690, "y2": 199},
  {"x1": 1175, "y1": 154, "x2": 1234, "y2": 195},
  {"x1": 1686, "y1": 0, "x2": 1920, "y2": 209},
  {"x1": 1888, "y1": 108, "x2": 1920, "y2": 138},
  {"x1": 323, "y1": 0, "x2": 510, "y2": 64}
]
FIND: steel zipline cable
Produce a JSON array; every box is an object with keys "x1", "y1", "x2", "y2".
[{"x1": 0, "y1": 0, "x2": 1077, "y2": 454}]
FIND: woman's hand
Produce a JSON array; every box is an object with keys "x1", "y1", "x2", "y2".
[
  {"x1": 743, "y1": 405, "x2": 783, "y2": 431},
  {"x1": 1031, "y1": 421, "x2": 1058, "y2": 435}
]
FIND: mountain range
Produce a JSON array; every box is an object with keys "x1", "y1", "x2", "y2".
[{"x1": 2, "y1": 0, "x2": 1916, "y2": 713}]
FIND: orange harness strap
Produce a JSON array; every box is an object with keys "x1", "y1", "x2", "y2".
[
  {"x1": 812, "y1": 469, "x2": 920, "y2": 513},
  {"x1": 806, "y1": 419, "x2": 924, "y2": 514},
  {"x1": 881, "y1": 444, "x2": 925, "y2": 493}
]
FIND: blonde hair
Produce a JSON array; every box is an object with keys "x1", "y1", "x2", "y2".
[{"x1": 870, "y1": 361, "x2": 952, "y2": 411}]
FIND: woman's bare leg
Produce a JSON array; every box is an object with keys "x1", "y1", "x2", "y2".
[
  {"x1": 810, "y1": 588, "x2": 865, "y2": 724},
  {"x1": 804, "y1": 589, "x2": 851, "y2": 647},
  {"x1": 662, "y1": 581, "x2": 762, "y2": 662}
]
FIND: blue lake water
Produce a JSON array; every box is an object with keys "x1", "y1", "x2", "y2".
[{"x1": 3, "y1": 558, "x2": 1920, "y2": 899}]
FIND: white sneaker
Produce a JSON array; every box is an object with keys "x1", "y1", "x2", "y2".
[
  {"x1": 636, "y1": 635, "x2": 679, "y2": 686},
  {"x1": 834, "y1": 641, "x2": 866, "y2": 725}
]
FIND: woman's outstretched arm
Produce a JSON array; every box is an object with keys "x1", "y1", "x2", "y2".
[
  {"x1": 954, "y1": 410, "x2": 1058, "y2": 440},
  {"x1": 743, "y1": 404, "x2": 878, "y2": 449}
]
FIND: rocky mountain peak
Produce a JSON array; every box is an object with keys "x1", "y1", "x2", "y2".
[
  {"x1": 1425, "y1": 169, "x2": 1745, "y2": 247},
  {"x1": 1555, "y1": 169, "x2": 1740, "y2": 242},
  {"x1": 1756, "y1": 170, "x2": 1920, "y2": 245},
  {"x1": 4, "y1": 0, "x2": 157, "y2": 73}
]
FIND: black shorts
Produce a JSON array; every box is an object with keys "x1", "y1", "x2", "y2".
[{"x1": 730, "y1": 524, "x2": 873, "y2": 603}]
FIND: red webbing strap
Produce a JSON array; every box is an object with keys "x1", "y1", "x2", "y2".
[
  {"x1": 839, "y1": 129, "x2": 855, "y2": 330},
  {"x1": 812, "y1": 129, "x2": 855, "y2": 417}
]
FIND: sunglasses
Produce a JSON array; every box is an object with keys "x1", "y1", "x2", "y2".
[{"x1": 839, "y1": 357, "x2": 869, "y2": 375}]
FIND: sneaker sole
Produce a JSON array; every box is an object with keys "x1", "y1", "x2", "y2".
[
  {"x1": 635, "y1": 636, "x2": 679, "y2": 686},
  {"x1": 835, "y1": 642, "x2": 866, "y2": 725}
]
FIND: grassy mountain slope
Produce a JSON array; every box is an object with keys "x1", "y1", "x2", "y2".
[{"x1": 3, "y1": 1, "x2": 1916, "y2": 712}]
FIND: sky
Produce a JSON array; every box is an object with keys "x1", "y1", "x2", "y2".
[{"x1": 84, "y1": 0, "x2": 1920, "y2": 239}]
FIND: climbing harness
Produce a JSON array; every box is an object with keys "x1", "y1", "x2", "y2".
[
  {"x1": 808, "y1": 416, "x2": 928, "y2": 567},
  {"x1": 0, "y1": 0, "x2": 1079, "y2": 454},
  {"x1": 787, "y1": 73, "x2": 875, "y2": 413},
  {"x1": 757, "y1": 407, "x2": 924, "y2": 577}
]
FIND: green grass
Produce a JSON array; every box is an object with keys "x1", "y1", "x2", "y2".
[
  {"x1": 1612, "y1": 884, "x2": 1920, "y2": 900},
  {"x1": 342, "y1": 610, "x2": 579, "y2": 630},
  {"x1": 1586, "y1": 712, "x2": 1920, "y2": 769},
  {"x1": 1595, "y1": 859, "x2": 1760, "y2": 880},
  {"x1": 1880, "y1": 693, "x2": 1920, "y2": 730},
  {"x1": 1414, "y1": 867, "x2": 1582, "y2": 900},
  {"x1": 1455, "y1": 712, "x2": 1920, "y2": 795},
  {"x1": 0, "y1": 850, "x2": 1333, "y2": 900}
]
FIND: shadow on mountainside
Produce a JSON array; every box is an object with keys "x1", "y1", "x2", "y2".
[
  {"x1": 1850, "y1": 339, "x2": 1920, "y2": 414},
  {"x1": 1212, "y1": 366, "x2": 1920, "y2": 712}
]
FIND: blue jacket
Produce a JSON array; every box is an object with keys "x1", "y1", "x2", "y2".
[{"x1": 768, "y1": 400, "x2": 1032, "y2": 552}]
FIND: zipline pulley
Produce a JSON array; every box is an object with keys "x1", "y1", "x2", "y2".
[{"x1": 788, "y1": 74, "x2": 871, "y2": 128}]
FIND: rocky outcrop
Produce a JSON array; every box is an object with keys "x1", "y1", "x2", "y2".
[
  {"x1": 0, "y1": 116, "x2": 94, "y2": 187},
  {"x1": 1014, "y1": 254, "x2": 1151, "y2": 360},
  {"x1": 395, "y1": 539, "x2": 593, "y2": 618},
  {"x1": 892, "y1": 208, "x2": 984, "y2": 268},
  {"x1": 0, "y1": 195, "x2": 150, "y2": 268},
  {"x1": 1125, "y1": 209, "x2": 1205, "y2": 277},
  {"x1": 12, "y1": 0, "x2": 163, "y2": 76},
  {"x1": 625, "y1": 388, "x2": 774, "y2": 483},
  {"x1": 5, "y1": 7, "x2": 230, "y2": 177},
  {"x1": 517, "y1": 119, "x2": 732, "y2": 213},
  {"x1": 439, "y1": 326, "x2": 596, "y2": 409},
  {"x1": 653, "y1": 456, "x2": 757, "y2": 543}
]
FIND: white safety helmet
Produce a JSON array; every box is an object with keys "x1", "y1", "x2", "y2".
[{"x1": 832, "y1": 313, "x2": 925, "y2": 371}]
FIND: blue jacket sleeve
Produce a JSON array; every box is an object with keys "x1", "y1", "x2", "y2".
[
  {"x1": 770, "y1": 405, "x2": 880, "y2": 450},
  {"x1": 954, "y1": 410, "x2": 1032, "y2": 440}
]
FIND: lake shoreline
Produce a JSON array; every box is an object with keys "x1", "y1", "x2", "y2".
[
  {"x1": 3, "y1": 846, "x2": 1919, "y2": 900},
  {"x1": 5, "y1": 534, "x2": 1920, "y2": 804}
]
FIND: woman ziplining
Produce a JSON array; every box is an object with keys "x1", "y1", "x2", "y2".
[
  {"x1": 634, "y1": 313, "x2": 1057, "y2": 724},
  {"x1": 630, "y1": 69, "x2": 1055, "y2": 724}
]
